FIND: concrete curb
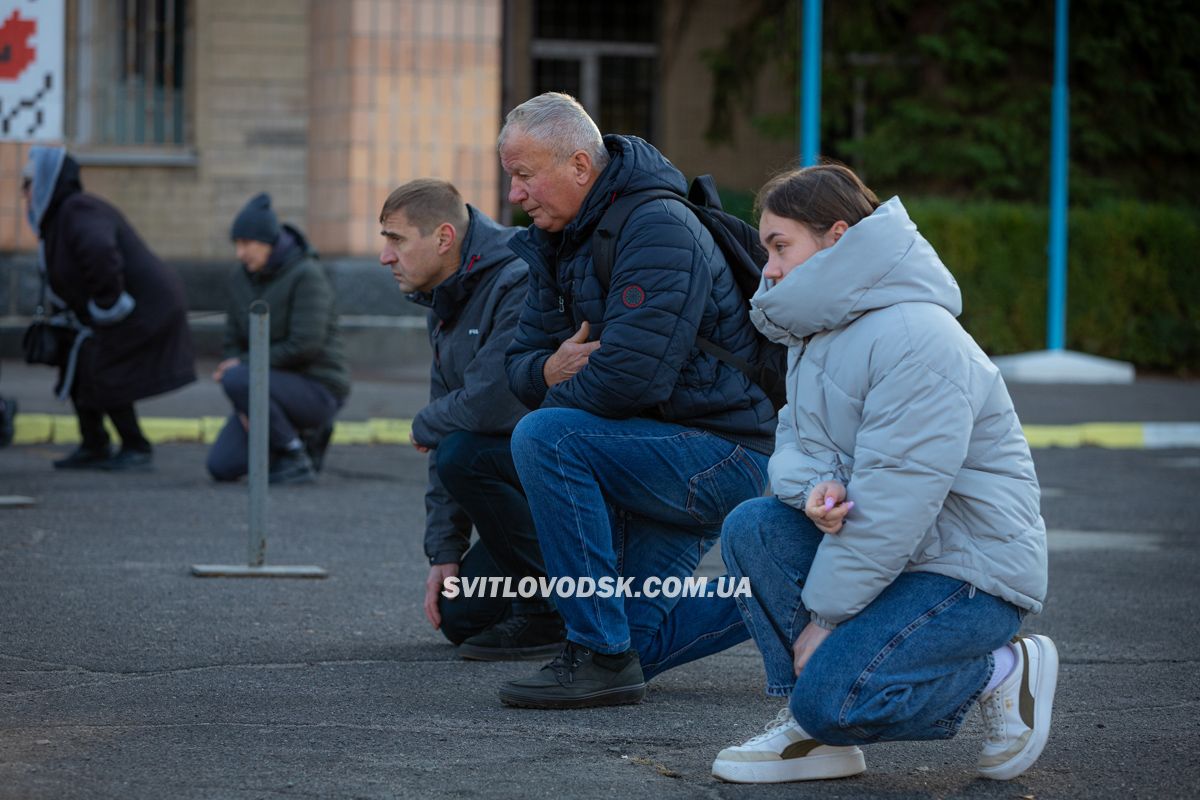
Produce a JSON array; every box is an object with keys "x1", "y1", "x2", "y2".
[
  {"x1": 10, "y1": 414, "x2": 412, "y2": 446},
  {"x1": 10, "y1": 415, "x2": 1200, "y2": 449}
]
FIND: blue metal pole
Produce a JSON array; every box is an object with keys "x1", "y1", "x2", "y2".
[
  {"x1": 1047, "y1": 0, "x2": 1070, "y2": 351},
  {"x1": 800, "y1": 0, "x2": 822, "y2": 166}
]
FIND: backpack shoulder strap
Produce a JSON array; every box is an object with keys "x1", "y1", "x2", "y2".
[
  {"x1": 592, "y1": 186, "x2": 787, "y2": 409},
  {"x1": 592, "y1": 188, "x2": 688, "y2": 291}
]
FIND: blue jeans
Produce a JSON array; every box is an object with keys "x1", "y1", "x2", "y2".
[
  {"x1": 206, "y1": 365, "x2": 340, "y2": 481},
  {"x1": 510, "y1": 408, "x2": 767, "y2": 678},
  {"x1": 722, "y1": 497, "x2": 1022, "y2": 744}
]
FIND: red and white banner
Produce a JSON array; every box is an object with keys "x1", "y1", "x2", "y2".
[{"x1": 0, "y1": 0, "x2": 64, "y2": 141}]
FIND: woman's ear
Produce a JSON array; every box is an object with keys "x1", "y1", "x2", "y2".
[{"x1": 828, "y1": 220, "x2": 850, "y2": 244}]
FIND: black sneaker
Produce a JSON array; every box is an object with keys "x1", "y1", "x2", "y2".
[
  {"x1": 459, "y1": 611, "x2": 566, "y2": 661},
  {"x1": 498, "y1": 642, "x2": 646, "y2": 709},
  {"x1": 269, "y1": 449, "x2": 316, "y2": 485},
  {"x1": 53, "y1": 445, "x2": 113, "y2": 470},
  {"x1": 98, "y1": 447, "x2": 153, "y2": 472},
  {"x1": 302, "y1": 423, "x2": 334, "y2": 472}
]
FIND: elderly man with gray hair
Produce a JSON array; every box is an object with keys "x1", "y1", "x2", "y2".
[{"x1": 494, "y1": 93, "x2": 777, "y2": 708}]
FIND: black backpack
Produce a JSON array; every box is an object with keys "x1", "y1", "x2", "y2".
[{"x1": 591, "y1": 174, "x2": 788, "y2": 410}]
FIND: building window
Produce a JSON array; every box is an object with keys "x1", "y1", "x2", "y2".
[
  {"x1": 530, "y1": 0, "x2": 658, "y2": 142},
  {"x1": 69, "y1": 0, "x2": 189, "y2": 147}
]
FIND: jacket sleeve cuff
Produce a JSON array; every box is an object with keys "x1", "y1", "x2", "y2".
[
  {"x1": 87, "y1": 291, "x2": 136, "y2": 325},
  {"x1": 429, "y1": 549, "x2": 464, "y2": 566},
  {"x1": 809, "y1": 612, "x2": 841, "y2": 631},
  {"x1": 528, "y1": 354, "x2": 551, "y2": 401}
]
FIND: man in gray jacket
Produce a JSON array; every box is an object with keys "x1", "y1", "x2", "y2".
[{"x1": 379, "y1": 179, "x2": 564, "y2": 660}]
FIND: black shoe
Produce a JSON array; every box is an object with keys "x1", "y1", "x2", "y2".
[
  {"x1": 460, "y1": 611, "x2": 567, "y2": 661},
  {"x1": 269, "y1": 449, "x2": 316, "y2": 485},
  {"x1": 498, "y1": 642, "x2": 646, "y2": 709},
  {"x1": 98, "y1": 447, "x2": 153, "y2": 472},
  {"x1": 0, "y1": 397, "x2": 16, "y2": 447},
  {"x1": 301, "y1": 423, "x2": 334, "y2": 472},
  {"x1": 53, "y1": 445, "x2": 113, "y2": 470}
]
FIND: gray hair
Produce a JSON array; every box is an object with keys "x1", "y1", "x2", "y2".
[{"x1": 498, "y1": 92, "x2": 610, "y2": 171}]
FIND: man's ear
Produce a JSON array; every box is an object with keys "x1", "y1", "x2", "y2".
[
  {"x1": 435, "y1": 222, "x2": 457, "y2": 255},
  {"x1": 570, "y1": 149, "x2": 594, "y2": 185}
]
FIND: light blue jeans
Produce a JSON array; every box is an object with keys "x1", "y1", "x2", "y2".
[
  {"x1": 722, "y1": 497, "x2": 1022, "y2": 744},
  {"x1": 510, "y1": 408, "x2": 768, "y2": 678}
]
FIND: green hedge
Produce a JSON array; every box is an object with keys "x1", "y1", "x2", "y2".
[
  {"x1": 719, "y1": 191, "x2": 1200, "y2": 374},
  {"x1": 906, "y1": 200, "x2": 1200, "y2": 374},
  {"x1": 520, "y1": 192, "x2": 1200, "y2": 373}
]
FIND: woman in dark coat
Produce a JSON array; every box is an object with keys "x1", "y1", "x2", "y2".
[{"x1": 24, "y1": 146, "x2": 196, "y2": 471}]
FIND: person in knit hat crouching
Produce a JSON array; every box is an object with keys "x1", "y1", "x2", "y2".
[{"x1": 206, "y1": 193, "x2": 350, "y2": 485}]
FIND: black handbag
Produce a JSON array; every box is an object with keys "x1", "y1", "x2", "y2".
[
  {"x1": 22, "y1": 273, "x2": 79, "y2": 366},
  {"x1": 22, "y1": 316, "x2": 74, "y2": 365}
]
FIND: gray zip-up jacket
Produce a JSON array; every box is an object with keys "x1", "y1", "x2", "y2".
[
  {"x1": 749, "y1": 197, "x2": 1047, "y2": 628},
  {"x1": 406, "y1": 206, "x2": 530, "y2": 564}
]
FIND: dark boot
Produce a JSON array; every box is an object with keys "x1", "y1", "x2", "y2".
[
  {"x1": 0, "y1": 397, "x2": 15, "y2": 447},
  {"x1": 459, "y1": 610, "x2": 566, "y2": 661},
  {"x1": 301, "y1": 423, "x2": 334, "y2": 472},
  {"x1": 99, "y1": 447, "x2": 153, "y2": 472},
  {"x1": 498, "y1": 642, "x2": 646, "y2": 709},
  {"x1": 53, "y1": 445, "x2": 113, "y2": 470},
  {"x1": 269, "y1": 449, "x2": 316, "y2": 485}
]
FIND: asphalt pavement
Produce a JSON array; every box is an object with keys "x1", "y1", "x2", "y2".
[{"x1": 1, "y1": 357, "x2": 1199, "y2": 799}]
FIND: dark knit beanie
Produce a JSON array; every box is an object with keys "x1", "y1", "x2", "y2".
[{"x1": 230, "y1": 192, "x2": 280, "y2": 244}]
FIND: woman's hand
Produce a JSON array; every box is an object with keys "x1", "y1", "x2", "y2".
[
  {"x1": 793, "y1": 621, "x2": 833, "y2": 677},
  {"x1": 805, "y1": 480, "x2": 855, "y2": 534}
]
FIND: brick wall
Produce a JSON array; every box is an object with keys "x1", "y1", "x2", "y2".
[
  {"x1": 0, "y1": 1, "x2": 505, "y2": 261},
  {"x1": 308, "y1": 0, "x2": 504, "y2": 255}
]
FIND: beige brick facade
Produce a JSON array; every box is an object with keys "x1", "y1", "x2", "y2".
[
  {"x1": 0, "y1": 1, "x2": 788, "y2": 260},
  {"x1": 308, "y1": 0, "x2": 504, "y2": 255},
  {"x1": 0, "y1": 0, "x2": 503, "y2": 260}
]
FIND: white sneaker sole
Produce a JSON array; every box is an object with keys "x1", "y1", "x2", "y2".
[
  {"x1": 979, "y1": 634, "x2": 1059, "y2": 781},
  {"x1": 712, "y1": 747, "x2": 866, "y2": 783}
]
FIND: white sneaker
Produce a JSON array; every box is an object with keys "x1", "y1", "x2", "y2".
[
  {"x1": 712, "y1": 706, "x2": 867, "y2": 783},
  {"x1": 978, "y1": 634, "x2": 1059, "y2": 780}
]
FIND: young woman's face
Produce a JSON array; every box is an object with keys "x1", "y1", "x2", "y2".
[{"x1": 759, "y1": 211, "x2": 843, "y2": 284}]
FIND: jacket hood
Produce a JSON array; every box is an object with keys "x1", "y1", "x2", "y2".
[
  {"x1": 520, "y1": 134, "x2": 688, "y2": 257},
  {"x1": 570, "y1": 134, "x2": 688, "y2": 241},
  {"x1": 409, "y1": 205, "x2": 520, "y2": 324},
  {"x1": 749, "y1": 197, "x2": 962, "y2": 346},
  {"x1": 249, "y1": 223, "x2": 315, "y2": 282},
  {"x1": 25, "y1": 146, "x2": 82, "y2": 235}
]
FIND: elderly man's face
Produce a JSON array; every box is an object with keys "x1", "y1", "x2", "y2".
[{"x1": 500, "y1": 129, "x2": 592, "y2": 233}]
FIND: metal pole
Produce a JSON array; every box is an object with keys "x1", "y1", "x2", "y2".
[
  {"x1": 1047, "y1": 0, "x2": 1070, "y2": 351},
  {"x1": 191, "y1": 297, "x2": 326, "y2": 578},
  {"x1": 800, "y1": 0, "x2": 823, "y2": 166},
  {"x1": 191, "y1": 297, "x2": 327, "y2": 578},
  {"x1": 247, "y1": 300, "x2": 269, "y2": 566}
]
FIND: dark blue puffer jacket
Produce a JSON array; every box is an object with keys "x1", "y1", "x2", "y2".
[{"x1": 504, "y1": 135, "x2": 776, "y2": 453}]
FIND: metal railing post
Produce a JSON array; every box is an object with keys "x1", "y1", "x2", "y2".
[
  {"x1": 247, "y1": 300, "x2": 269, "y2": 566},
  {"x1": 191, "y1": 300, "x2": 327, "y2": 579}
]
